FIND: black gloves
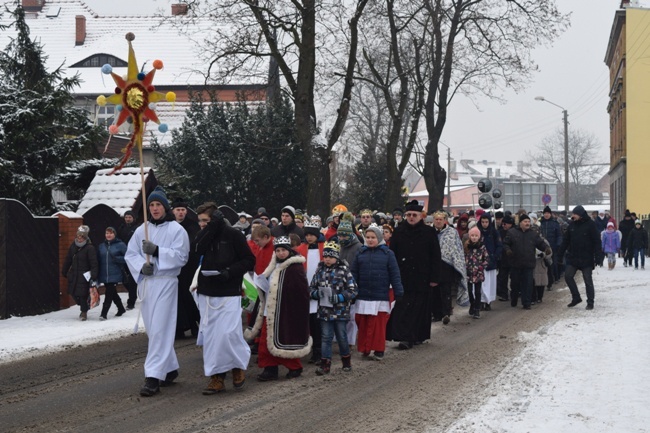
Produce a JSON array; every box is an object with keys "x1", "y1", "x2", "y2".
[
  {"x1": 215, "y1": 269, "x2": 230, "y2": 282},
  {"x1": 141, "y1": 262, "x2": 154, "y2": 276},
  {"x1": 142, "y1": 240, "x2": 159, "y2": 256}
]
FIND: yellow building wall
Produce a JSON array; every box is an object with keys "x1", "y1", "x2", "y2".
[{"x1": 625, "y1": 9, "x2": 650, "y2": 216}]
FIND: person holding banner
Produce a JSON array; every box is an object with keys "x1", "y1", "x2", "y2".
[{"x1": 193, "y1": 202, "x2": 256, "y2": 395}]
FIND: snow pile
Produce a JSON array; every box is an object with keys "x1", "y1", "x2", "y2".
[
  {"x1": 0, "y1": 293, "x2": 143, "y2": 365},
  {"x1": 445, "y1": 261, "x2": 650, "y2": 433}
]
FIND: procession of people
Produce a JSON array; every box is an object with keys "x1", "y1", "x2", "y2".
[{"x1": 62, "y1": 186, "x2": 649, "y2": 397}]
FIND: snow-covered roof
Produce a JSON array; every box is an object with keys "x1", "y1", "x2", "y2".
[
  {"x1": 76, "y1": 167, "x2": 152, "y2": 215},
  {"x1": 0, "y1": 0, "x2": 265, "y2": 92}
]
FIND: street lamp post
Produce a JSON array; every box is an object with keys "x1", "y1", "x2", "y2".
[
  {"x1": 440, "y1": 142, "x2": 452, "y2": 213},
  {"x1": 535, "y1": 96, "x2": 569, "y2": 213}
]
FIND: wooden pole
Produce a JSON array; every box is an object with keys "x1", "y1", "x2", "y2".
[{"x1": 138, "y1": 134, "x2": 150, "y2": 263}]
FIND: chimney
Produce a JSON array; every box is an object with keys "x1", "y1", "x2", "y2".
[
  {"x1": 495, "y1": 168, "x2": 501, "y2": 177},
  {"x1": 517, "y1": 160, "x2": 524, "y2": 173},
  {"x1": 171, "y1": 3, "x2": 188, "y2": 15},
  {"x1": 487, "y1": 167, "x2": 493, "y2": 178},
  {"x1": 621, "y1": 0, "x2": 630, "y2": 8},
  {"x1": 22, "y1": 0, "x2": 45, "y2": 12},
  {"x1": 75, "y1": 15, "x2": 86, "y2": 45},
  {"x1": 505, "y1": 161, "x2": 512, "y2": 167}
]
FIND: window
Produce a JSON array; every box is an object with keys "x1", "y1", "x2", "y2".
[{"x1": 72, "y1": 54, "x2": 127, "y2": 68}]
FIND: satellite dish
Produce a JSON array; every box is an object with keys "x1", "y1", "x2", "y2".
[
  {"x1": 478, "y1": 193, "x2": 493, "y2": 209},
  {"x1": 477, "y1": 178, "x2": 493, "y2": 193}
]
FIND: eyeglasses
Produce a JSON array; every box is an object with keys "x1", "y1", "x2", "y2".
[
  {"x1": 260, "y1": 217, "x2": 269, "y2": 220},
  {"x1": 405, "y1": 213, "x2": 420, "y2": 218}
]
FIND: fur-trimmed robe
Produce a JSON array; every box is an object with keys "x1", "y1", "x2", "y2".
[{"x1": 244, "y1": 254, "x2": 312, "y2": 359}]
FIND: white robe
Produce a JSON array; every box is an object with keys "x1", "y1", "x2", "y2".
[
  {"x1": 125, "y1": 220, "x2": 189, "y2": 380},
  {"x1": 481, "y1": 269, "x2": 497, "y2": 303},
  {"x1": 197, "y1": 295, "x2": 251, "y2": 376}
]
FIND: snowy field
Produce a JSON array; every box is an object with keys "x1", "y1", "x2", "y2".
[{"x1": 1, "y1": 257, "x2": 649, "y2": 432}]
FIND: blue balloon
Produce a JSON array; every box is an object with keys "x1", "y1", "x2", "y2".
[
  {"x1": 158, "y1": 123, "x2": 168, "y2": 133},
  {"x1": 137, "y1": 72, "x2": 146, "y2": 81},
  {"x1": 101, "y1": 64, "x2": 112, "y2": 75}
]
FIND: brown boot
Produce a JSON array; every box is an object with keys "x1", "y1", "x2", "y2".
[
  {"x1": 203, "y1": 374, "x2": 225, "y2": 395},
  {"x1": 232, "y1": 368, "x2": 245, "y2": 390},
  {"x1": 80, "y1": 311, "x2": 87, "y2": 321},
  {"x1": 315, "y1": 359, "x2": 331, "y2": 375}
]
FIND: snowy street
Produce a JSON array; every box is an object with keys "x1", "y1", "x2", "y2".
[{"x1": 1, "y1": 257, "x2": 649, "y2": 432}]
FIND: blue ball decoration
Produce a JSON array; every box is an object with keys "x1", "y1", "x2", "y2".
[
  {"x1": 137, "y1": 72, "x2": 146, "y2": 81},
  {"x1": 101, "y1": 64, "x2": 112, "y2": 74},
  {"x1": 158, "y1": 123, "x2": 168, "y2": 133},
  {"x1": 116, "y1": 104, "x2": 123, "y2": 111}
]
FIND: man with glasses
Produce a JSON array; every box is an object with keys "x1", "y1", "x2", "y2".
[
  {"x1": 356, "y1": 209, "x2": 374, "y2": 238},
  {"x1": 387, "y1": 200, "x2": 442, "y2": 350}
]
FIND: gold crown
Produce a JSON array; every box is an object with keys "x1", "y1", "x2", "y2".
[{"x1": 323, "y1": 241, "x2": 340, "y2": 252}]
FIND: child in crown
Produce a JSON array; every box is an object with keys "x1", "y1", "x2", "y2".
[{"x1": 309, "y1": 241, "x2": 358, "y2": 375}]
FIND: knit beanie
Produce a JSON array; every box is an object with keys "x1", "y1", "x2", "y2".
[
  {"x1": 281, "y1": 206, "x2": 296, "y2": 219},
  {"x1": 364, "y1": 224, "x2": 383, "y2": 240},
  {"x1": 543, "y1": 206, "x2": 552, "y2": 215},
  {"x1": 519, "y1": 214, "x2": 531, "y2": 223},
  {"x1": 635, "y1": 219, "x2": 642, "y2": 225},
  {"x1": 469, "y1": 226, "x2": 481, "y2": 238},
  {"x1": 147, "y1": 186, "x2": 170, "y2": 211},
  {"x1": 76, "y1": 225, "x2": 90, "y2": 239}
]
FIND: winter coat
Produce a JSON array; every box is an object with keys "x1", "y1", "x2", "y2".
[
  {"x1": 97, "y1": 239, "x2": 127, "y2": 284},
  {"x1": 595, "y1": 216, "x2": 608, "y2": 233},
  {"x1": 309, "y1": 260, "x2": 358, "y2": 321},
  {"x1": 195, "y1": 218, "x2": 256, "y2": 297},
  {"x1": 619, "y1": 217, "x2": 635, "y2": 249},
  {"x1": 390, "y1": 220, "x2": 442, "y2": 293},
  {"x1": 62, "y1": 241, "x2": 98, "y2": 298},
  {"x1": 340, "y1": 234, "x2": 362, "y2": 267},
  {"x1": 503, "y1": 226, "x2": 548, "y2": 269},
  {"x1": 498, "y1": 226, "x2": 512, "y2": 267},
  {"x1": 558, "y1": 205, "x2": 603, "y2": 269},
  {"x1": 464, "y1": 241, "x2": 489, "y2": 284},
  {"x1": 539, "y1": 217, "x2": 563, "y2": 249},
  {"x1": 601, "y1": 229, "x2": 622, "y2": 254},
  {"x1": 117, "y1": 222, "x2": 138, "y2": 245},
  {"x1": 627, "y1": 226, "x2": 649, "y2": 250},
  {"x1": 478, "y1": 220, "x2": 502, "y2": 270},
  {"x1": 271, "y1": 221, "x2": 305, "y2": 239},
  {"x1": 351, "y1": 244, "x2": 404, "y2": 302}
]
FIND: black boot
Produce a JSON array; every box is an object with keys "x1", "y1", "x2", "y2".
[
  {"x1": 140, "y1": 377, "x2": 160, "y2": 397},
  {"x1": 256, "y1": 366, "x2": 279, "y2": 382},
  {"x1": 316, "y1": 359, "x2": 331, "y2": 375},
  {"x1": 341, "y1": 355, "x2": 352, "y2": 372}
]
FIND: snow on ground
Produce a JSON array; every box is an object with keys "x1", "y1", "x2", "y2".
[
  {"x1": 0, "y1": 293, "x2": 145, "y2": 365},
  {"x1": 1, "y1": 257, "x2": 649, "y2": 432},
  {"x1": 444, "y1": 257, "x2": 650, "y2": 433}
]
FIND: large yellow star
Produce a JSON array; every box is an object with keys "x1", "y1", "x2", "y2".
[{"x1": 96, "y1": 33, "x2": 176, "y2": 174}]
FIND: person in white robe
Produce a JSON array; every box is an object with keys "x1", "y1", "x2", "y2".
[{"x1": 125, "y1": 186, "x2": 189, "y2": 397}]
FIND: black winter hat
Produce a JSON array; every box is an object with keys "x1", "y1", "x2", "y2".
[
  {"x1": 404, "y1": 200, "x2": 423, "y2": 212},
  {"x1": 124, "y1": 210, "x2": 135, "y2": 218},
  {"x1": 543, "y1": 206, "x2": 552, "y2": 214},
  {"x1": 502, "y1": 215, "x2": 515, "y2": 225},
  {"x1": 171, "y1": 198, "x2": 189, "y2": 209}
]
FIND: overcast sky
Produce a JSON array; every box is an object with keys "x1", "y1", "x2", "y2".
[{"x1": 83, "y1": 0, "x2": 633, "y2": 165}]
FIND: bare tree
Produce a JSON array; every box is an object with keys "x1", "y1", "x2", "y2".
[
  {"x1": 177, "y1": 0, "x2": 369, "y2": 217},
  {"x1": 420, "y1": 0, "x2": 568, "y2": 210},
  {"x1": 527, "y1": 128, "x2": 606, "y2": 206}
]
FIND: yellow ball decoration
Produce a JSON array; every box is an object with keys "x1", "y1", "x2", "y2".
[
  {"x1": 96, "y1": 95, "x2": 107, "y2": 106},
  {"x1": 166, "y1": 92, "x2": 176, "y2": 103}
]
